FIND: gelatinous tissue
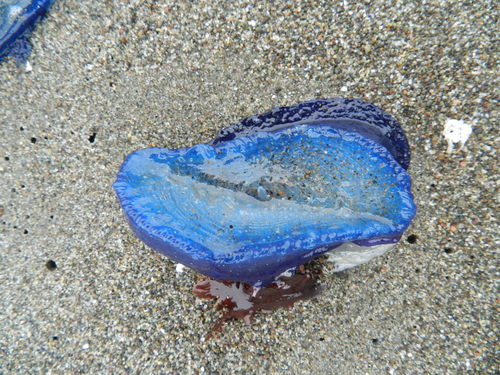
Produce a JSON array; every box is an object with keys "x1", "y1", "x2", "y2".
[{"x1": 114, "y1": 98, "x2": 417, "y2": 287}]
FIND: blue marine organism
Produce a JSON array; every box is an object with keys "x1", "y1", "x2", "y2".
[
  {"x1": 114, "y1": 99, "x2": 417, "y2": 286},
  {"x1": 0, "y1": 0, "x2": 55, "y2": 62}
]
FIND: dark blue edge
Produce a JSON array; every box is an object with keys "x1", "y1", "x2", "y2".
[
  {"x1": 0, "y1": 0, "x2": 55, "y2": 60},
  {"x1": 126, "y1": 214, "x2": 376, "y2": 286},
  {"x1": 122, "y1": 204, "x2": 409, "y2": 286},
  {"x1": 113, "y1": 125, "x2": 417, "y2": 285},
  {"x1": 212, "y1": 97, "x2": 411, "y2": 170}
]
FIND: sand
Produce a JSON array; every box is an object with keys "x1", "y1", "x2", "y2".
[{"x1": 1, "y1": 1, "x2": 497, "y2": 374}]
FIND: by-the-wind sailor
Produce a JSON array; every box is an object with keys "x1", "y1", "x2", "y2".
[
  {"x1": 114, "y1": 98, "x2": 416, "y2": 286},
  {"x1": 0, "y1": 0, "x2": 55, "y2": 61}
]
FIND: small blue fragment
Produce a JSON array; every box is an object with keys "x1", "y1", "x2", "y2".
[{"x1": 0, "y1": 0, "x2": 55, "y2": 62}]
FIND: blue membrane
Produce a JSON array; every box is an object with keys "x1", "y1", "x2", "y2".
[
  {"x1": 213, "y1": 97, "x2": 411, "y2": 170},
  {"x1": 0, "y1": 0, "x2": 55, "y2": 61},
  {"x1": 114, "y1": 124, "x2": 416, "y2": 286}
]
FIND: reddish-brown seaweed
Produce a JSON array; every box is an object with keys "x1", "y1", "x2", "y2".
[{"x1": 193, "y1": 262, "x2": 323, "y2": 339}]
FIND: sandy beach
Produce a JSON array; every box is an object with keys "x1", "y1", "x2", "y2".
[{"x1": 1, "y1": 1, "x2": 497, "y2": 374}]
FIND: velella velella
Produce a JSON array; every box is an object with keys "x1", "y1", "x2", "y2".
[
  {"x1": 0, "y1": 0, "x2": 55, "y2": 61},
  {"x1": 113, "y1": 98, "x2": 417, "y2": 288}
]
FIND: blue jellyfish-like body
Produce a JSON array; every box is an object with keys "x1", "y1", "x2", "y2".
[{"x1": 114, "y1": 100, "x2": 416, "y2": 286}]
